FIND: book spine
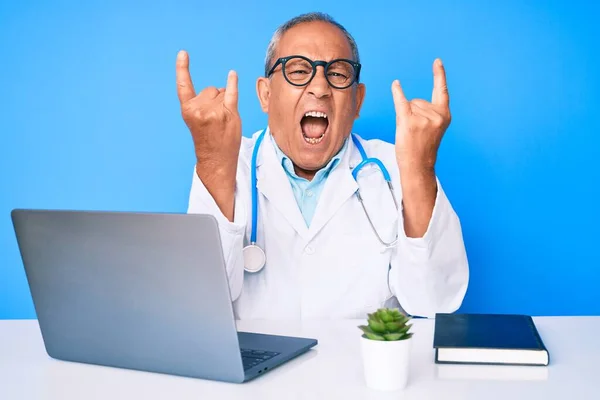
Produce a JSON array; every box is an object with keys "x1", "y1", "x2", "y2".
[{"x1": 527, "y1": 316, "x2": 550, "y2": 365}]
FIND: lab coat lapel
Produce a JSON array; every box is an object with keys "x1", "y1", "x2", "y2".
[
  {"x1": 307, "y1": 136, "x2": 360, "y2": 240},
  {"x1": 256, "y1": 133, "x2": 309, "y2": 239}
]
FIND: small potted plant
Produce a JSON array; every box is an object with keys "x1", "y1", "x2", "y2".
[{"x1": 358, "y1": 307, "x2": 413, "y2": 391}]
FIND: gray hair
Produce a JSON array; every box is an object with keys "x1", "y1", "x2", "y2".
[{"x1": 264, "y1": 12, "x2": 360, "y2": 77}]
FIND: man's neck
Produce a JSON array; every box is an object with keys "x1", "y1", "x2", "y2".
[{"x1": 293, "y1": 165, "x2": 317, "y2": 181}]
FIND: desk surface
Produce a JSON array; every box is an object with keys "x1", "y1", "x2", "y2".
[{"x1": 0, "y1": 316, "x2": 598, "y2": 399}]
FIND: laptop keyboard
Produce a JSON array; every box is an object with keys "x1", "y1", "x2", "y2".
[{"x1": 240, "y1": 348, "x2": 280, "y2": 370}]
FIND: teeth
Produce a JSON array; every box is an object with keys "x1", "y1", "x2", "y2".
[
  {"x1": 302, "y1": 111, "x2": 327, "y2": 144},
  {"x1": 304, "y1": 111, "x2": 327, "y2": 119},
  {"x1": 303, "y1": 133, "x2": 325, "y2": 144}
]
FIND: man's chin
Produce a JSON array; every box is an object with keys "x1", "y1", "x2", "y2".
[
  {"x1": 288, "y1": 145, "x2": 336, "y2": 174},
  {"x1": 294, "y1": 159, "x2": 329, "y2": 175}
]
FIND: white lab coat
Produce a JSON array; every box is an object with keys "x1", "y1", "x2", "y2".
[{"x1": 187, "y1": 128, "x2": 469, "y2": 319}]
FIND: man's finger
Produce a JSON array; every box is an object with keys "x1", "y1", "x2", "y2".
[
  {"x1": 224, "y1": 70, "x2": 238, "y2": 111},
  {"x1": 411, "y1": 100, "x2": 442, "y2": 121},
  {"x1": 198, "y1": 87, "x2": 220, "y2": 101},
  {"x1": 391, "y1": 80, "x2": 411, "y2": 118},
  {"x1": 176, "y1": 50, "x2": 196, "y2": 104},
  {"x1": 411, "y1": 99, "x2": 432, "y2": 109},
  {"x1": 432, "y1": 58, "x2": 449, "y2": 106}
]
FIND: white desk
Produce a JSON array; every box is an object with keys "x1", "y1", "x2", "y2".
[{"x1": 0, "y1": 317, "x2": 598, "y2": 399}]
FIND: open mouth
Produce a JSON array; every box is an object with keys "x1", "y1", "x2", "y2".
[{"x1": 300, "y1": 111, "x2": 329, "y2": 145}]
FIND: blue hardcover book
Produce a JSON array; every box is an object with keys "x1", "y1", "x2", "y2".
[{"x1": 433, "y1": 313, "x2": 549, "y2": 366}]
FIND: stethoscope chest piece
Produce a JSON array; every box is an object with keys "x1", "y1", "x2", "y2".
[{"x1": 243, "y1": 244, "x2": 266, "y2": 273}]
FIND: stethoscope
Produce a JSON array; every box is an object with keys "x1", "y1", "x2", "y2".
[{"x1": 242, "y1": 128, "x2": 400, "y2": 273}]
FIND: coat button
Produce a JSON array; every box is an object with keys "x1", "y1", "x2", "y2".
[{"x1": 305, "y1": 245, "x2": 315, "y2": 255}]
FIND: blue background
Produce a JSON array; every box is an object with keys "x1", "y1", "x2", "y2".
[{"x1": 1, "y1": 0, "x2": 598, "y2": 319}]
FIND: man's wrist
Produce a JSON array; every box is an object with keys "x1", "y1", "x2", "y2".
[
  {"x1": 196, "y1": 161, "x2": 236, "y2": 221},
  {"x1": 399, "y1": 165, "x2": 436, "y2": 194},
  {"x1": 398, "y1": 164, "x2": 437, "y2": 238}
]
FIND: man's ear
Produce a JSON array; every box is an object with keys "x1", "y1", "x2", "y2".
[
  {"x1": 354, "y1": 83, "x2": 366, "y2": 119},
  {"x1": 256, "y1": 77, "x2": 270, "y2": 113}
]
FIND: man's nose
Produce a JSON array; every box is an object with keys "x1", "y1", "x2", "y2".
[{"x1": 306, "y1": 67, "x2": 332, "y2": 98}]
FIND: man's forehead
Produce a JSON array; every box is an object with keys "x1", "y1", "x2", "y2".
[{"x1": 276, "y1": 21, "x2": 353, "y2": 60}]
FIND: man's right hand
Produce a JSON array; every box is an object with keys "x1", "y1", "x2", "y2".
[{"x1": 176, "y1": 50, "x2": 241, "y2": 221}]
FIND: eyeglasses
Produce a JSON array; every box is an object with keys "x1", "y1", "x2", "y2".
[{"x1": 266, "y1": 55, "x2": 361, "y2": 89}]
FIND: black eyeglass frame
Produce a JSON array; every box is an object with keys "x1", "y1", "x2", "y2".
[{"x1": 266, "y1": 55, "x2": 362, "y2": 89}]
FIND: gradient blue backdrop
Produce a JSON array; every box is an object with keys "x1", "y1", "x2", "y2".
[{"x1": 1, "y1": 0, "x2": 598, "y2": 319}]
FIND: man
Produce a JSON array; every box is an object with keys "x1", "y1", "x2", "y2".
[{"x1": 177, "y1": 12, "x2": 469, "y2": 319}]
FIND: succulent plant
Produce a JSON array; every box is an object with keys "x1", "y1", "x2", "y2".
[{"x1": 358, "y1": 308, "x2": 413, "y2": 341}]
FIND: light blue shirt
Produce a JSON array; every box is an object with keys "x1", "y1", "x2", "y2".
[{"x1": 270, "y1": 135, "x2": 348, "y2": 227}]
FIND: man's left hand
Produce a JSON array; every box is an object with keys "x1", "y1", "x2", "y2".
[
  {"x1": 391, "y1": 59, "x2": 451, "y2": 237},
  {"x1": 392, "y1": 58, "x2": 450, "y2": 174}
]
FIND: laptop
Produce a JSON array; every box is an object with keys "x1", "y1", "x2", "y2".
[{"x1": 10, "y1": 209, "x2": 317, "y2": 383}]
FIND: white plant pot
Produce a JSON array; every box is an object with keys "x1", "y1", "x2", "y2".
[{"x1": 360, "y1": 335, "x2": 412, "y2": 391}]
